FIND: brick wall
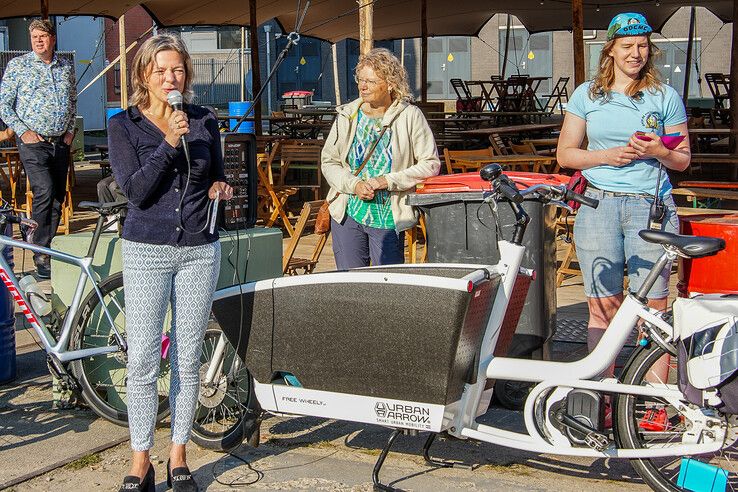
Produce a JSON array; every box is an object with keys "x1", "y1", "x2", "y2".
[{"x1": 104, "y1": 6, "x2": 154, "y2": 107}]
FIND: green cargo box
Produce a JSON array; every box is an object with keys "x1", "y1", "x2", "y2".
[{"x1": 48, "y1": 228, "x2": 282, "y2": 407}]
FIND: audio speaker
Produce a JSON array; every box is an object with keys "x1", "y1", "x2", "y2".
[{"x1": 220, "y1": 132, "x2": 257, "y2": 229}]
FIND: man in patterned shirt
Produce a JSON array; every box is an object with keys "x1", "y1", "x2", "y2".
[{"x1": 0, "y1": 19, "x2": 77, "y2": 278}]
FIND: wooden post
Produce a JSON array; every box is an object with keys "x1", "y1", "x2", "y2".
[
  {"x1": 332, "y1": 43, "x2": 341, "y2": 105},
  {"x1": 730, "y1": 0, "x2": 738, "y2": 162},
  {"x1": 241, "y1": 27, "x2": 246, "y2": 101},
  {"x1": 572, "y1": 0, "x2": 585, "y2": 87},
  {"x1": 421, "y1": 0, "x2": 428, "y2": 102},
  {"x1": 118, "y1": 15, "x2": 128, "y2": 109},
  {"x1": 249, "y1": 0, "x2": 262, "y2": 135},
  {"x1": 40, "y1": 0, "x2": 49, "y2": 19},
  {"x1": 682, "y1": 7, "x2": 696, "y2": 107},
  {"x1": 359, "y1": 0, "x2": 374, "y2": 55}
]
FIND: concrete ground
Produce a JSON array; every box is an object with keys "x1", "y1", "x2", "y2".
[{"x1": 0, "y1": 163, "x2": 662, "y2": 491}]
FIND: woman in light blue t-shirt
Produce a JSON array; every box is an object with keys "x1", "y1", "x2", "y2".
[{"x1": 557, "y1": 13, "x2": 690, "y2": 383}]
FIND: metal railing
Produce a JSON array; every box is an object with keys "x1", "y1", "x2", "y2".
[{"x1": 191, "y1": 57, "x2": 248, "y2": 107}]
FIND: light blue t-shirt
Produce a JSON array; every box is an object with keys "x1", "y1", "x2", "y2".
[{"x1": 566, "y1": 81, "x2": 687, "y2": 197}]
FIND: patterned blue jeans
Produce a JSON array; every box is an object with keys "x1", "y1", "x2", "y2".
[{"x1": 122, "y1": 240, "x2": 220, "y2": 451}]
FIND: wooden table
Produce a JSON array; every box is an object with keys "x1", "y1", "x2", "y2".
[
  {"x1": 0, "y1": 147, "x2": 22, "y2": 209},
  {"x1": 690, "y1": 153, "x2": 738, "y2": 180},
  {"x1": 689, "y1": 128, "x2": 732, "y2": 153},
  {"x1": 457, "y1": 122, "x2": 561, "y2": 137},
  {"x1": 672, "y1": 183, "x2": 738, "y2": 208},
  {"x1": 452, "y1": 154, "x2": 557, "y2": 174}
]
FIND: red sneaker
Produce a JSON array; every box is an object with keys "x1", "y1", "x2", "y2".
[{"x1": 639, "y1": 407, "x2": 669, "y2": 432}]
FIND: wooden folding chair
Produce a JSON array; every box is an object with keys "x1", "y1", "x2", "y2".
[
  {"x1": 277, "y1": 140, "x2": 324, "y2": 201},
  {"x1": 488, "y1": 133, "x2": 511, "y2": 156},
  {"x1": 23, "y1": 165, "x2": 74, "y2": 235},
  {"x1": 509, "y1": 142, "x2": 558, "y2": 173},
  {"x1": 405, "y1": 214, "x2": 428, "y2": 264},
  {"x1": 256, "y1": 147, "x2": 297, "y2": 237},
  {"x1": 450, "y1": 78, "x2": 483, "y2": 113},
  {"x1": 443, "y1": 147, "x2": 495, "y2": 174},
  {"x1": 282, "y1": 200, "x2": 330, "y2": 275},
  {"x1": 542, "y1": 76, "x2": 569, "y2": 115},
  {"x1": 555, "y1": 211, "x2": 579, "y2": 287}
]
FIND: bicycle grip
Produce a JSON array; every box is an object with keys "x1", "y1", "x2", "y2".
[
  {"x1": 564, "y1": 189, "x2": 599, "y2": 209},
  {"x1": 496, "y1": 178, "x2": 524, "y2": 204}
]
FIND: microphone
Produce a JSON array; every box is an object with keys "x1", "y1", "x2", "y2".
[{"x1": 166, "y1": 90, "x2": 191, "y2": 163}]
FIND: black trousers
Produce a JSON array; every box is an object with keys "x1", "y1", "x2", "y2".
[{"x1": 17, "y1": 140, "x2": 69, "y2": 252}]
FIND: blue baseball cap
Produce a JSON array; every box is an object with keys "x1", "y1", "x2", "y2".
[{"x1": 607, "y1": 13, "x2": 653, "y2": 40}]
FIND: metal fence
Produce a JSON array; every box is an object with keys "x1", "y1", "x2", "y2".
[{"x1": 191, "y1": 57, "x2": 248, "y2": 107}]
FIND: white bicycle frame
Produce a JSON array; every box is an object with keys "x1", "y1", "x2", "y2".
[
  {"x1": 0, "y1": 233, "x2": 125, "y2": 363},
  {"x1": 204, "y1": 187, "x2": 726, "y2": 461}
]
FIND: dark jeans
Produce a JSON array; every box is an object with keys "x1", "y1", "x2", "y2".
[
  {"x1": 18, "y1": 140, "x2": 69, "y2": 252},
  {"x1": 331, "y1": 215, "x2": 405, "y2": 270}
]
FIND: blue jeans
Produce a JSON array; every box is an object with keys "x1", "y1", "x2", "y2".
[
  {"x1": 573, "y1": 188, "x2": 678, "y2": 299},
  {"x1": 331, "y1": 216, "x2": 405, "y2": 269}
]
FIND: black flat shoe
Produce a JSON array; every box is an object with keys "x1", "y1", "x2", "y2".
[
  {"x1": 118, "y1": 463, "x2": 155, "y2": 492},
  {"x1": 167, "y1": 459, "x2": 198, "y2": 491}
]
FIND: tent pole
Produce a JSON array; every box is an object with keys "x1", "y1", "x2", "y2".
[
  {"x1": 332, "y1": 43, "x2": 341, "y2": 105},
  {"x1": 249, "y1": 0, "x2": 262, "y2": 134},
  {"x1": 241, "y1": 27, "x2": 246, "y2": 101},
  {"x1": 40, "y1": 0, "x2": 48, "y2": 19},
  {"x1": 501, "y1": 14, "x2": 511, "y2": 79},
  {"x1": 359, "y1": 0, "x2": 374, "y2": 55},
  {"x1": 730, "y1": 0, "x2": 738, "y2": 178},
  {"x1": 421, "y1": 0, "x2": 428, "y2": 102},
  {"x1": 119, "y1": 15, "x2": 128, "y2": 109},
  {"x1": 572, "y1": 0, "x2": 585, "y2": 87},
  {"x1": 682, "y1": 7, "x2": 696, "y2": 107}
]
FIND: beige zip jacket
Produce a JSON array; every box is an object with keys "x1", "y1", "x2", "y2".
[{"x1": 321, "y1": 98, "x2": 441, "y2": 232}]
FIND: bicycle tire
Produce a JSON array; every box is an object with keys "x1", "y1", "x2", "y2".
[
  {"x1": 191, "y1": 323, "x2": 260, "y2": 451},
  {"x1": 69, "y1": 272, "x2": 170, "y2": 426},
  {"x1": 614, "y1": 342, "x2": 738, "y2": 491}
]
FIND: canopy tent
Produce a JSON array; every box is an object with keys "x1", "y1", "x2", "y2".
[
  {"x1": 4, "y1": 0, "x2": 737, "y2": 141},
  {"x1": 2, "y1": 0, "x2": 732, "y2": 39},
  {"x1": 273, "y1": 0, "x2": 733, "y2": 42}
]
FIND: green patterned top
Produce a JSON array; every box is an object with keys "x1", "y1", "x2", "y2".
[{"x1": 346, "y1": 109, "x2": 395, "y2": 229}]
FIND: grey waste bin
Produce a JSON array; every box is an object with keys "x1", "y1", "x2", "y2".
[{"x1": 408, "y1": 173, "x2": 559, "y2": 360}]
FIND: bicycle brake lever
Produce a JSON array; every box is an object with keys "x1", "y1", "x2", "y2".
[{"x1": 548, "y1": 200, "x2": 574, "y2": 213}]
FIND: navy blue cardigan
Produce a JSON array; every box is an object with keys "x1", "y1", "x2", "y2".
[{"x1": 107, "y1": 105, "x2": 226, "y2": 246}]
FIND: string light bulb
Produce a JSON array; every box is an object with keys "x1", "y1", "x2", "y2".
[
  {"x1": 655, "y1": 0, "x2": 660, "y2": 5},
  {"x1": 596, "y1": 4, "x2": 601, "y2": 11}
]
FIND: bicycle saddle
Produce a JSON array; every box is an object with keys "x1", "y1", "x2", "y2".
[
  {"x1": 78, "y1": 199, "x2": 128, "y2": 216},
  {"x1": 639, "y1": 230, "x2": 725, "y2": 258}
]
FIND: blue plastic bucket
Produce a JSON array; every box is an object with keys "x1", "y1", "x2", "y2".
[
  {"x1": 106, "y1": 107, "x2": 125, "y2": 120},
  {"x1": 0, "y1": 223, "x2": 16, "y2": 384},
  {"x1": 228, "y1": 101, "x2": 255, "y2": 133}
]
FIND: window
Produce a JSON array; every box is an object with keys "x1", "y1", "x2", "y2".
[
  {"x1": 0, "y1": 27, "x2": 7, "y2": 51},
  {"x1": 217, "y1": 27, "x2": 241, "y2": 50},
  {"x1": 498, "y1": 27, "x2": 553, "y2": 94}
]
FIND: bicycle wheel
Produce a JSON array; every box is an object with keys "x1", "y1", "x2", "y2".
[
  {"x1": 69, "y1": 272, "x2": 171, "y2": 426},
  {"x1": 614, "y1": 342, "x2": 738, "y2": 491},
  {"x1": 191, "y1": 323, "x2": 259, "y2": 451}
]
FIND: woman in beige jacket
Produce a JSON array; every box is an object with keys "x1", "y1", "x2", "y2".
[{"x1": 321, "y1": 48, "x2": 440, "y2": 269}]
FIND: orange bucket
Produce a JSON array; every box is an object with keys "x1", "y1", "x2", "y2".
[{"x1": 678, "y1": 214, "x2": 738, "y2": 296}]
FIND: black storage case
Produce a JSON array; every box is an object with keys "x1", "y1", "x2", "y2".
[{"x1": 407, "y1": 191, "x2": 557, "y2": 358}]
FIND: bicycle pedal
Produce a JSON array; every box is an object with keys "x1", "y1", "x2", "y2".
[{"x1": 585, "y1": 432, "x2": 609, "y2": 452}]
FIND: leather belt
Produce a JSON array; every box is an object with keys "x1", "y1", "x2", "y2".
[{"x1": 586, "y1": 184, "x2": 654, "y2": 198}]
